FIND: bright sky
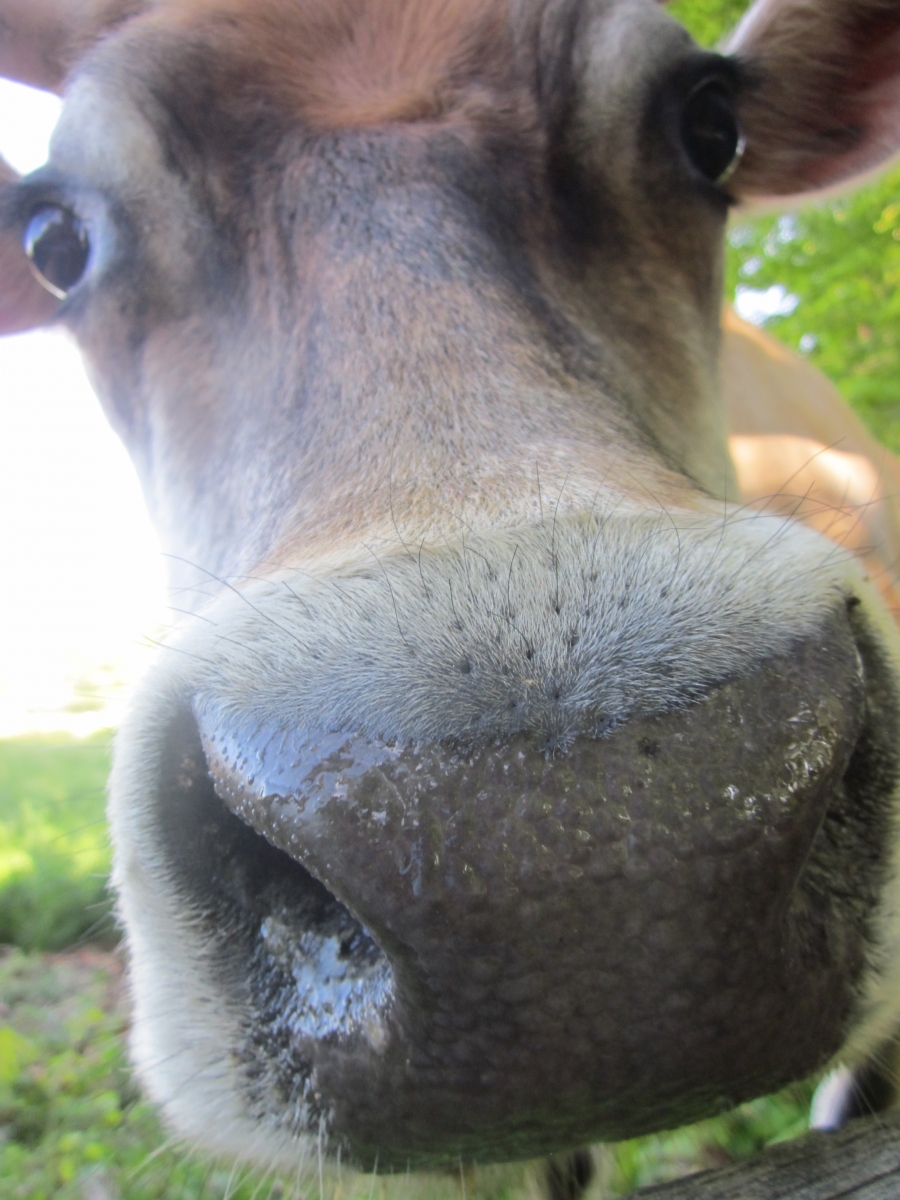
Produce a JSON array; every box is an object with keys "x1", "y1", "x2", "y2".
[{"x1": 0, "y1": 80, "x2": 166, "y2": 736}]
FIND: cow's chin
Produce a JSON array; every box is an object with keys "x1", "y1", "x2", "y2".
[{"x1": 109, "y1": 598, "x2": 900, "y2": 1172}]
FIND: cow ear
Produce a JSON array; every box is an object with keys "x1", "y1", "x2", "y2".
[
  {"x1": 726, "y1": 0, "x2": 900, "y2": 200},
  {"x1": 0, "y1": 158, "x2": 59, "y2": 334},
  {"x1": 0, "y1": 0, "x2": 148, "y2": 93}
]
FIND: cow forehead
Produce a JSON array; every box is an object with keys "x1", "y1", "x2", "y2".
[
  {"x1": 42, "y1": 0, "x2": 731, "y2": 572},
  {"x1": 150, "y1": 0, "x2": 517, "y2": 129},
  {"x1": 60, "y1": 0, "x2": 680, "y2": 143},
  {"x1": 45, "y1": 0, "x2": 698, "y2": 245},
  {"x1": 48, "y1": 0, "x2": 696, "y2": 311}
]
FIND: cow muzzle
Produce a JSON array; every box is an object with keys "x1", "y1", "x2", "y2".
[{"x1": 109, "y1": 516, "x2": 900, "y2": 1169}]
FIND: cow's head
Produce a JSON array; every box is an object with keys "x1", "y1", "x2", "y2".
[{"x1": 4, "y1": 0, "x2": 900, "y2": 1175}]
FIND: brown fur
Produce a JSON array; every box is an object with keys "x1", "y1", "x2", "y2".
[
  {"x1": 136, "y1": 0, "x2": 516, "y2": 130},
  {"x1": 2, "y1": 0, "x2": 516, "y2": 122},
  {"x1": 722, "y1": 309, "x2": 900, "y2": 615}
]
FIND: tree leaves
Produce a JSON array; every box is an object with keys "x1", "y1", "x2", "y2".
[{"x1": 726, "y1": 168, "x2": 900, "y2": 453}]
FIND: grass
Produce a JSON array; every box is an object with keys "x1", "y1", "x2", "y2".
[
  {"x1": 0, "y1": 733, "x2": 116, "y2": 952},
  {"x1": 0, "y1": 732, "x2": 816, "y2": 1197}
]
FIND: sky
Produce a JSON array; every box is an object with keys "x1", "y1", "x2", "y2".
[{"x1": 0, "y1": 80, "x2": 166, "y2": 736}]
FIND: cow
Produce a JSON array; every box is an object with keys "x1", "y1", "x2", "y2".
[{"x1": 4, "y1": 0, "x2": 900, "y2": 1191}]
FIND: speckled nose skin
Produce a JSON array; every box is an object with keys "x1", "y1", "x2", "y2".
[{"x1": 154, "y1": 607, "x2": 896, "y2": 1170}]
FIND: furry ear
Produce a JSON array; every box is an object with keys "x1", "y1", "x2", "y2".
[
  {"x1": 0, "y1": 158, "x2": 59, "y2": 334},
  {"x1": 726, "y1": 0, "x2": 900, "y2": 199},
  {"x1": 0, "y1": 0, "x2": 147, "y2": 93}
]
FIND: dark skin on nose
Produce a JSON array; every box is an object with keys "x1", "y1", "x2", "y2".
[{"x1": 166, "y1": 604, "x2": 895, "y2": 1169}]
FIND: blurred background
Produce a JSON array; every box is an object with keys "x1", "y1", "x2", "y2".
[{"x1": 2, "y1": 0, "x2": 899, "y2": 1195}]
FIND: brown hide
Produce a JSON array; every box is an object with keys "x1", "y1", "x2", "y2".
[
  {"x1": 723, "y1": 308, "x2": 900, "y2": 616},
  {"x1": 148, "y1": 0, "x2": 516, "y2": 129}
]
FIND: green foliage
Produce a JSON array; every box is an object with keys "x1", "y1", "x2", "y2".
[
  {"x1": 668, "y1": 0, "x2": 747, "y2": 47},
  {"x1": 0, "y1": 735, "x2": 115, "y2": 951},
  {"x1": 725, "y1": 170, "x2": 900, "y2": 454},
  {"x1": 0, "y1": 947, "x2": 291, "y2": 1200},
  {"x1": 605, "y1": 1085, "x2": 814, "y2": 1192}
]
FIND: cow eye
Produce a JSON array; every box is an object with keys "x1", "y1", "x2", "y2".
[
  {"x1": 681, "y1": 80, "x2": 744, "y2": 184},
  {"x1": 24, "y1": 205, "x2": 91, "y2": 299}
]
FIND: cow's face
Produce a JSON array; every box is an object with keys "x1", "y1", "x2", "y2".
[
  {"x1": 4, "y1": 0, "x2": 900, "y2": 1174},
  {"x1": 37, "y1": 0, "x2": 741, "y2": 577}
]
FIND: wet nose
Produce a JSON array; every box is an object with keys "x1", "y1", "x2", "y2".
[{"x1": 190, "y1": 606, "x2": 871, "y2": 1166}]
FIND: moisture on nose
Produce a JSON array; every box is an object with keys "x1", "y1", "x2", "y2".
[{"x1": 190, "y1": 609, "x2": 875, "y2": 1167}]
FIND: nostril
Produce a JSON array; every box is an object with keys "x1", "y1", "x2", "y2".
[
  {"x1": 153, "y1": 705, "x2": 396, "y2": 1055},
  {"x1": 254, "y1": 903, "x2": 393, "y2": 1048},
  {"x1": 123, "y1": 599, "x2": 900, "y2": 1167}
]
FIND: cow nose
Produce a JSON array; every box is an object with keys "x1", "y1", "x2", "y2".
[{"x1": 182, "y1": 604, "x2": 878, "y2": 1166}]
